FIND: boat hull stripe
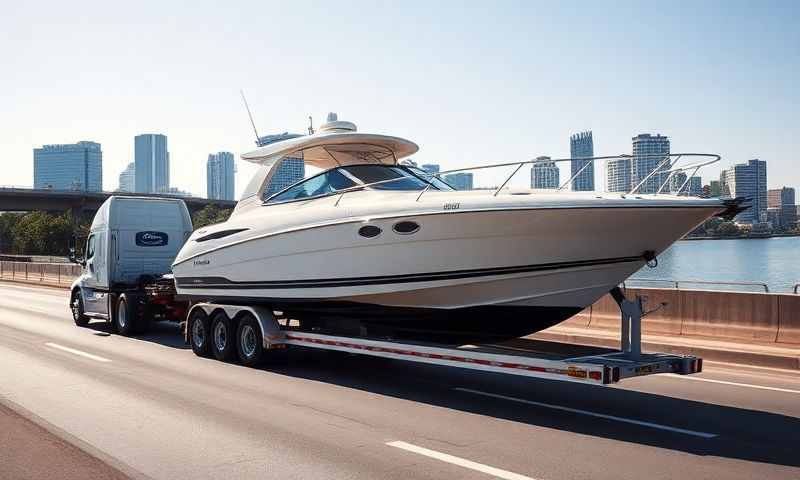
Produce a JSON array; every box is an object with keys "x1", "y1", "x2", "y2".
[{"x1": 176, "y1": 255, "x2": 643, "y2": 290}]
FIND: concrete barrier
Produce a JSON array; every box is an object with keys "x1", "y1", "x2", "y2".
[
  {"x1": 570, "y1": 287, "x2": 799, "y2": 345},
  {"x1": 778, "y1": 295, "x2": 800, "y2": 344}
]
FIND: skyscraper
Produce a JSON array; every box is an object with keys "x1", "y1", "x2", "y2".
[
  {"x1": 206, "y1": 152, "x2": 236, "y2": 200},
  {"x1": 443, "y1": 172, "x2": 474, "y2": 190},
  {"x1": 118, "y1": 162, "x2": 135, "y2": 192},
  {"x1": 606, "y1": 157, "x2": 631, "y2": 193},
  {"x1": 719, "y1": 159, "x2": 767, "y2": 223},
  {"x1": 631, "y1": 134, "x2": 670, "y2": 194},
  {"x1": 688, "y1": 176, "x2": 703, "y2": 197},
  {"x1": 258, "y1": 133, "x2": 306, "y2": 198},
  {"x1": 530, "y1": 156, "x2": 560, "y2": 189},
  {"x1": 33, "y1": 141, "x2": 102, "y2": 191},
  {"x1": 134, "y1": 134, "x2": 169, "y2": 193},
  {"x1": 767, "y1": 187, "x2": 797, "y2": 229},
  {"x1": 569, "y1": 131, "x2": 594, "y2": 191},
  {"x1": 421, "y1": 164, "x2": 440, "y2": 174}
]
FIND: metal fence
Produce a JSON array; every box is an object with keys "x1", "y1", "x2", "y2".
[
  {"x1": 626, "y1": 278, "x2": 770, "y2": 293},
  {"x1": 0, "y1": 261, "x2": 81, "y2": 285}
]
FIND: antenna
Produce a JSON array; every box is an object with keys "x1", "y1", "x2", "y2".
[
  {"x1": 307, "y1": 115, "x2": 314, "y2": 135},
  {"x1": 240, "y1": 90, "x2": 262, "y2": 146}
]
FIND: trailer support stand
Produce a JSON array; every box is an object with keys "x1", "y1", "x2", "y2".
[{"x1": 610, "y1": 287, "x2": 642, "y2": 361}]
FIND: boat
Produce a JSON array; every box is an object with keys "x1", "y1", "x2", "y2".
[{"x1": 172, "y1": 114, "x2": 738, "y2": 344}]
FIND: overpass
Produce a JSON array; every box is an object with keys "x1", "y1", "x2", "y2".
[{"x1": 0, "y1": 187, "x2": 237, "y2": 217}]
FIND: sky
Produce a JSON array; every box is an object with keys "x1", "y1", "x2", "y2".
[{"x1": 1, "y1": 0, "x2": 797, "y2": 197}]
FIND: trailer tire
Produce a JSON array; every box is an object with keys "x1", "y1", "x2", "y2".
[
  {"x1": 115, "y1": 294, "x2": 138, "y2": 336},
  {"x1": 188, "y1": 309, "x2": 211, "y2": 357},
  {"x1": 71, "y1": 289, "x2": 89, "y2": 327},
  {"x1": 236, "y1": 313, "x2": 265, "y2": 367},
  {"x1": 210, "y1": 311, "x2": 237, "y2": 362}
]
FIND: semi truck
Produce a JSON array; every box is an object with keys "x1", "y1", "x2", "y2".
[
  {"x1": 69, "y1": 196, "x2": 193, "y2": 335},
  {"x1": 69, "y1": 195, "x2": 702, "y2": 386}
]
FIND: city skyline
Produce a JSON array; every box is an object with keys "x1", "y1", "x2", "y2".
[{"x1": 2, "y1": 2, "x2": 797, "y2": 198}]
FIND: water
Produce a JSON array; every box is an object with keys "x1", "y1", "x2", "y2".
[{"x1": 630, "y1": 236, "x2": 799, "y2": 293}]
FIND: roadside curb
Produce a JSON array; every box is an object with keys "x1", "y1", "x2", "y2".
[
  {"x1": 0, "y1": 278, "x2": 72, "y2": 290},
  {"x1": 532, "y1": 330, "x2": 800, "y2": 371}
]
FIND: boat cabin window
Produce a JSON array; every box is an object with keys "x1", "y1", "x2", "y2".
[{"x1": 265, "y1": 164, "x2": 454, "y2": 204}]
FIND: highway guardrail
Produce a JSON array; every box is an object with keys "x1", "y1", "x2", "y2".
[{"x1": 0, "y1": 261, "x2": 80, "y2": 285}]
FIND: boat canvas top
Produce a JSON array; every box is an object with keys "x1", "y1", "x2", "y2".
[{"x1": 240, "y1": 114, "x2": 418, "y2": 170}]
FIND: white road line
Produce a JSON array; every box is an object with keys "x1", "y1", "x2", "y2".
[
  {"x1": 387, "y1": 441, "x2": 540, "y2": 480},
  {"x1": 666, "y1": 374, "x2": 800, "y2": 394},
  {"x1": 44, "y1": 343, "x2": 111, "y2": 363},
  {"x1": 455, "y1": 388, "x2": 718, "y2": 439}
]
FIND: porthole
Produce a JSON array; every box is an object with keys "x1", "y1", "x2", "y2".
[
  {"x1": 358, "y1": 225, "x2": 382, "y2": 238},
  {"x1": 393, "y1": 221, "x2": 420, "y2": 235}
]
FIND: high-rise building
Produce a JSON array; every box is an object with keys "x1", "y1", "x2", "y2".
[
  {"x1": 569, "y1": 131, "x2": 594, "y2": 191},
  {"x1": 668, "y1": 173, "x2": 702, "y2": 196},
  {"x1": 134, "y1": 134, "x2": 169, "y2": 193},
  {"x1": 258, "y1": 133, "x2": 306, "y2": 198},
  {"x1": 606, "y1": 157, "x2": 631, "y2": 193},
  {"x1": 421, "y1": 164, "x2": 440, "y2": 174},
  {"x1": 708, "y1": 180, "x2": 722, "y2": 197},
  {"x1": 719, "y1": 159, "x2": 767, "y2": 223},
  {"x1": 767, "y1": 187, "x2": 797, "y2": 229},
  {"x1": 530, "y1": 156, "x2": 560, "y2": 189},
  {"x1": 631, "y1": 134, "x2": 670, "y2": 194},
  {"x1": 443, "y1": 172, "x2": 473, "y2": 190},
  {"x1": 33, "y1": 141, "x2": 102, "y2": 191},
  {"x1": 117, "y1": 162, "x2": 135, "y2": 192},
  {"x1": 688, "y1": 176, "x2": 703, "y2": 197},
  {"x1": 206, "y1": 152, "x2": 236, "y2": 200}
]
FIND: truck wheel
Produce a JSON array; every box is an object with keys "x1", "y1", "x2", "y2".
[
  {"x1": 71, "y1": 290, "x2": 89, "y2": 327},
  {"x1": 115, "y1": 294, "x2": 138, "y2": 336},
  {"x1": 210, "y1": 311, "x2": 237, "y2": 362},
  {"x1": 236, "y1": 313, "x2": 265, "y2": 367},
  {"x1": 188, "y1": 309, "x2": 211, "y2": 357}
]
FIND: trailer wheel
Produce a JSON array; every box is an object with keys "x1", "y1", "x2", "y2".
[
  {"x1": 210, "y1": 311, "x2": 237, "y2": 362},
  {"x1": 115, "y1": 294, "x2": 138, "y2": 336},
  {"x1": 188, "y1": 309, "x2": 211, "y2": 357},
  {"x1": 71, "y1": 290, "x2": 89, "y2": 327},
  {"x1": 236, "y1": 313, "x2": 265, "y2": 367}
]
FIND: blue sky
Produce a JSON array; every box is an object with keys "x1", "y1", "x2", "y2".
[{"x1": 1, "y1": 0, "x2": 797, "y2": 196}]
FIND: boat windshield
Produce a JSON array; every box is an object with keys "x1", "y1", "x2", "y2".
[{"x1": 266, "y1": 164, "x2": 453, "y2": 204}]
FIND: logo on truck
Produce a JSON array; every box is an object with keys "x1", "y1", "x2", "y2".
[{"x1": 135, "y1": 231, "x2": 169, "y2": 247}]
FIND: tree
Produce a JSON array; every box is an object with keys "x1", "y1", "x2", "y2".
[
  {"x1": 191, "y1": 205, "x2": 233, "y2": 229},
  {"x1": 714, "y1": 221, "x2": 741, "y2": 237},
  {"x1": 0, "y1": 213, "x2": 22, "y2": 253},
  {"x1": 11, "y1": 211, "x2": 75, "y2": 255}
]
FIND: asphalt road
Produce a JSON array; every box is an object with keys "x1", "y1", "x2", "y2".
[{"x1": 1, "y1": 282, "x2": 799, "y2": 480}]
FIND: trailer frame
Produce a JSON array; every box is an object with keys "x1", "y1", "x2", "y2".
[{"x1": 186, "y1": 287, "x2": 702, "y2": 386}]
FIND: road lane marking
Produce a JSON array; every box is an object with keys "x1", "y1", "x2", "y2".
[
  {"x1": 44, "y1": 343, "x2": 111, "y2": 362},
  {"x1": 666, "y1": 374, "x2": 800, "y2": 394},
  {"x1": 454, "y1": 387, "x2": 718, "y2": 439},
  {"x1": 386, "y1": 441, "x2": 540, "y2": 480}
]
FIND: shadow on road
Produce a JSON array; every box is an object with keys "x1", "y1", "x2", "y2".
[
  {"x1": 257, "y1": 341, "x2": 800, "y2": 469},
  {"x1": 83, "y1": 320, "x2": 188, "y2": 350}
]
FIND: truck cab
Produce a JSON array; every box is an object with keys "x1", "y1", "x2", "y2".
[{"x1": 70, "y1": 196, "x2": 193, "y2": 334}]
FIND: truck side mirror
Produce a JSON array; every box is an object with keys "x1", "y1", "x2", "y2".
[{"x1": 68, "y1": 235, "x2": 85, "y2": 266}]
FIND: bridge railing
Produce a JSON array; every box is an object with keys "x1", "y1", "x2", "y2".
[
  {"x1": 0, "y1": 261, "x2": 81, "y2": 285},
  {"x1": 625, "y1": 278, "x2": 770, "y2": 293}
]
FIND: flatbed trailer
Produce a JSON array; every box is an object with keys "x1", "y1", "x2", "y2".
[{"x1": 184, "y1": 287, "x2": 702, "y2": 386}]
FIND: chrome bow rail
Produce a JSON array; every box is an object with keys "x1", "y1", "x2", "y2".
[{"x1": 414, "y1": 153, "x2": 721, "y2": 200}]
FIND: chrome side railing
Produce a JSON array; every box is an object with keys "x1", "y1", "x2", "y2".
[{"x1": 419, "y1": 152, "x2": 720, "y2": 201}]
